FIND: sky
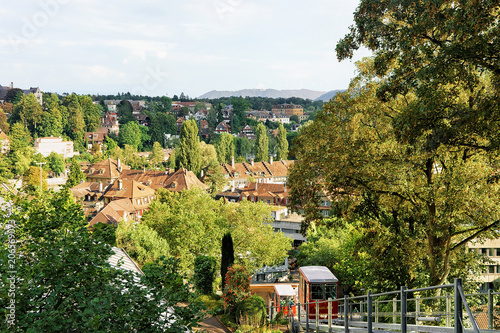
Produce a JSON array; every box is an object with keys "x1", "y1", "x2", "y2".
[{"x1": 0, "y1": 0, "x2": 371, "y2": 98}]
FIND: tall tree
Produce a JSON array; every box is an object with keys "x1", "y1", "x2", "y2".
[
  {"x1": 47, "y1": 152, "x2": 66, "y2": 175},
  {"x1": 215, "y1": 133, "x2": 235, "y2": 164},
  {"x1": 117, "y1": 99, "x2": 135, "y2": 124},
  {"x1": 177, "y1": 119, "x2": 201, "y2": 175},
  {"x1": 220, "y1": 232, "x2": 234, "y2": 290},
  {"x1": 119, "y1": 121, "x2": 142, "y2": 150},
  {"x1": 66, "y1": 158, "x2": 86, "y2": 188},
  {"x1": 63, "y1": 94, "x2": 85, "y2": 150},
  {"x1": 11, "y1": 94, "x2": 43, "y2": 134},
  {"x1": 336, "y1": 0, "x2": 500, "y2": 151},
  {"x1": 199, "y1": 141, "x2": 218, "y2": 170},
  {"x1": 79, "y1": 95, "x2": 101, "y2": 132},
  {"x1": 289, "y1": 59, "x2": 500, "y2": 287},
  {"x1": 276, "y1": 123, "x2": 288, "y2": 161},
  {"x1": 39, "y1": 98, "x2": 63, "y2": 137},
  {"x1": 150, "y1": 141, "x2": 164, "y2": 167},
  {"x1": 254, "y1": 123, "x2": 269, "y2": 162},
  {"x1": 8, "y1": 122, "x2": 32, "y2": 152}
]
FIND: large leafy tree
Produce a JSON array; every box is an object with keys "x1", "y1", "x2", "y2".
[
  {"x1": 289, "y1": 59, "x2": 500, "y2": 287},
  {"x1": 119, "y1": 121, "x2": 142, "y2": 150},
  {"x1": 254, "y1": 123, "x2": 269, "y2": 162},
  {"x1": 177, "y1": 119, "x2": 202, "y2": 175},
  {"x1": 39, "y1": 95, "x2": 63, "y2": 137},
  {"x1": 336, "y1": 0, "x2": 500, "y2": 151},
  {"x1": 0, "y1": 190, "x2": 203, "y2": 332},
  {"x1": 141, "y1": 188, "x2": 291, "y2": 274},
  {"x1": 117, "y1": 99, "x2": 135, "y2": 124},
  {"x1": 11, "y1": 94, "x2": 43, "y2": 134}
]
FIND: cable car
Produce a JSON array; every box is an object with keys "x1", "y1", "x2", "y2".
[
  {"x1": 273, "y1": 284, "x2": 297, "y2": 317},
  {"x1": 298, "y1": 266, "x2": 338, "y2": 320}
]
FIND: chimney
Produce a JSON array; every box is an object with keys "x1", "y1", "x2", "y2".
[
  {"x1": 231, "y1": 156, "x2": 235, "y2": 168},
  {"x1": 200, "y1": 169, "x2": 204, "y2": 178},
  {"x1": 255, "y1": 182, "x2": 258, "y2": 191},
  {"x1": 99, "y1": 182, "x2": 103, "y2": 193},
  {"x1": 270, "y1": 156, "x2": 273, "y2": 165},
  {"x1": 117, "y1": 158, "x2": 122, "y2": 172},
  {"x1": 118, "y1": 179, "x2": 123, "y2": 190},
  {"x1": 231, "y1": 181, "x2": 235, "y2": 192},
  {"x1": 10, "y1": 82, "x2": 13, "y2": 89},
  {"x1": 251, "y1": 158, "x2": 254, "y2": 166}
]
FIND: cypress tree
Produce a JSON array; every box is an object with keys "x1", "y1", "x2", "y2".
[
  {"x1": 177, "y1": 119, "x2": 201, "y2": 175},
  {"x1": 220, "y1": 232, "x2": 234, "y2": 290}
]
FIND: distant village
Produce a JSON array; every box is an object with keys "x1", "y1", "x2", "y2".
[{"x1": 0, "y1": 82, "x2": 331, "y2": 250}]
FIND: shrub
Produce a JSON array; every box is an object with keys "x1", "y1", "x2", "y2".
[
  {"x1": 222, "y1": 264, "x2": 251, "y2": 313},
  {"x1": 236, "y1": 295, "x2": 266, "y2": 326},
  {"x1": 196, "y1": 294, "x2": 224, "y2": 315},
  {"x1": 194, "y1": 255, "x2": 217, "y2": 295}
]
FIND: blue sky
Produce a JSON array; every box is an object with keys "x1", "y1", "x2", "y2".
[{"x1": 1, "y1": 0, "x2": 371, "y2": 98}]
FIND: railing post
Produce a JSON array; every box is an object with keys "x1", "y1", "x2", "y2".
[
  {"x1": 306, "y1": 302, "x2": 310, "y2": 333},
  {"x1": 416, "y1": 295, "x2": 420, "y2": 326},
  {"x1": 328, "y1": 298, "x2": 332, "y2": 333},
  {"x1": 393, "y1": 297, "x2": 397, "y2": 323},
  {"x1": 401, "y1": 286, "x2": 407, "y2": 333},
  {"x1": 454, "y1": 278, "x2": 463, "y2": 333},
  {"x1": 489, "y1": 288, "x2": 493, "y2": 330},
  {"x1": 367, "y1": 291, "x2": 373, "y2": 333},
  {"x1": 344, "y1": 296, "x2": 349, "y2": 333},
  {"x1": 316, "y1": 300, "x2": 319, "y2": 333},
  {"x1": 375, "y1": 300, "x2": 379, "y2": 323},
  {"x1": 446, "y1": 293, "x2": 451, "y2": 327}
]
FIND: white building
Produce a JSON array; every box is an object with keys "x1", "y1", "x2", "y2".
[{"x1": 34, "y1": 137, "x2": 79, "y2": 158}]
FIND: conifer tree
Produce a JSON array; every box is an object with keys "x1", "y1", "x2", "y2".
[{"x1": 220, "y1": 232, "x2": 234, "y2": 290}]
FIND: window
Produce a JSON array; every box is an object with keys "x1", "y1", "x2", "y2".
[
  {"x1": 322, "y1": 210, "x2": 330, "y2": 217},
  {"x1": 489, "y1": 265, "x2": 495, "y2": 274},
  {"x1": 311, "y1": 284, "x2": 323, "y2": 300},
  {"x1": 325, "y1": 284, "x2": 337, "y2": 299}
]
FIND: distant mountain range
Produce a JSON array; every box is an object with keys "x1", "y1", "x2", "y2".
[{"x1": 198, "y1": 89, "x2": 344, "y2": 101}]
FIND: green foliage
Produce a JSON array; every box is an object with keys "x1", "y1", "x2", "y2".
[
  {"x1": 8, "y1": 122, "x2": 32, "y2": 152},
  {"x1": 289, "y1": 59, "x2": 500, "y2": 288},
  {"x1": 104, "y1": 135, "x2": 118, "y2": 152},
  {"x1": 336, "y1": 0, "x2": 500, "y2": 151},
  {"x1": 66, "y1": 158, "x2": 86, "y2": 188},
  {"x1": 195, "y1": 294, "x2": 224, "y2": 315},
  {"x1": 215, "y1": 132, "x2": 235, "y2": 163},
  {"x1": 116, "y1": 219, "x2": 170, "y2": 266},
  {"x1": 11, "y1": 94, "x2": 43, "y2": 134},
  {"x1": 79, "y1": 95, "x2": 101, "y2": 132},
  {"x1": 0, "y1": 190, "x2": 202, "y2": 332},
  {"x1": 203, "y1": 158, "x2": 226, "y2": 195},
  {"x1": 254, "y1": 123, "x2": 269, "y2": 162},
  {"x1": 276, "y1": 124, "x2": 288, "y2": 161},
  {"x1": 222, "y1": 264, "x2": 251, "y2": 313},
  {"x1": 150, "y1": 141, "x2": 164, "y2": 167},
  {"x1": 119, "y1": 121, "x2": 142, "y2": 149},
  {"x1": 47, "y1": 152, "x2": 65, "y2": 175},
  {"x1": 117, "y1": 99, "x2": 135, "y2": 124},
  {"x1": 194, "y1": 255, "x2": 217, "y2": 295},
  {"x1": 92, "y1": 222, "x2": 117, "y2": 247},
  {"x1": 177, "y1": 119, "x2": 201, "y2": 175},
  {"x1": 63, "y1": 94, "x2": 86, "y2": 150},
  {"x1": 199, "y1": 141, "x2": 218, "y2": 169},
  {"x1": 236, "y1": 295, "x2": 266, "y2": 327},
  {"x1": 141, "y1": 188, "x2": 291, "y2": 274},
  {"x1": 22, "y1": 165, "x2": 48, "y2": 194}
]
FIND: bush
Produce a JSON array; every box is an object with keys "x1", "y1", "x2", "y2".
[
  {"x1": 223, "y1": 264, "x2": 251, "y2": 313},
  {"x1": 196, "y1": 294, "x2": 224, "y2": 315},
  {"x1": 194, "y1": 255, "x2": 217, "y2": 295},
  {"x1": 236, "y1": 295, "x2": 267, "y2": 326}
]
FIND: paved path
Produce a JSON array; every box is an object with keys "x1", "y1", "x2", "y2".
[{"x1": 194, "y1": 316, "x2": 232, "y2": 333}]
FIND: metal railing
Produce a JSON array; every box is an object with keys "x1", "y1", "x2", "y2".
[{"x1": 267, "y1": 278, "x2": 498, "y2": 333}]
